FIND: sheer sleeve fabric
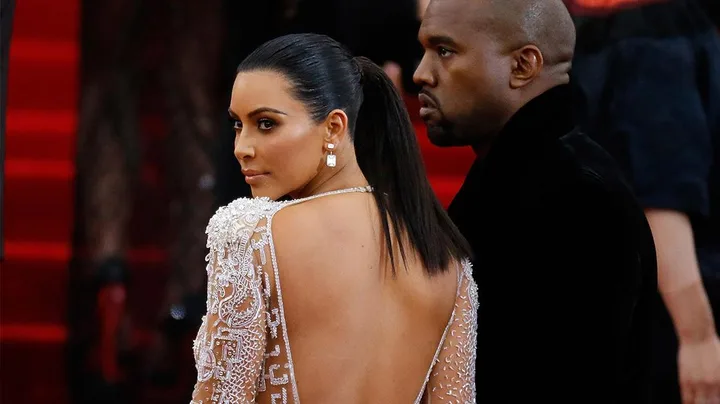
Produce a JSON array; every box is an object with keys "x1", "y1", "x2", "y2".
[
  {"x1": 425, "y1": 260, "x2": 479, "y2": 403},
  {"x1": 191, "y1": 202, "x2": 273, "y2": 403}
]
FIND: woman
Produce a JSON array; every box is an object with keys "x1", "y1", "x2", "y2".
[{"x1": 191, "y1": 33, "x2": 478, "y2": 403}]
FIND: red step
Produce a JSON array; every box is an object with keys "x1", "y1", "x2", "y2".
[
  {"x1": 1, "y1": 258, "x2": 170, "y2": 332},
  {"x1": 11, "y1": 0, "x2": 78, "y2": 40},
  {"x1": 3, "y1": 242, "x2": 166, "y2": 263},
  {"x1": 6, "y1": 109, "x2": 75, "y2": 135},
  {"x1": 6, "y1": 135, "x2": 74, "y2": 162},
  {"x1": 4, "y1": 175, "x2": 74, "y2": 243},
  {"x1": 0, "y1": 342, "x2": 69, "y2": 404},
  {"x1": 1, "y1": 261, "x2": 70, "y2": 325},
  {"x1": 7, "y1": 53, "x2": 77, "y2": 110},
  {"x1": 0, "y1": 324, "x2": 67, "y2": 343}
]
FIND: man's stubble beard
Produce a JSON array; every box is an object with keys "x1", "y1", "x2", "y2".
[
  {"x1": 426, "y1": 114, "x2": 483, "y2": 148},
  {"x1": 426, "y1": 122, "x2": 461, "y2": 147}
]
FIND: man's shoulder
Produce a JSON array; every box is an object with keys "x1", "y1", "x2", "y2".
[
  {"x1": 450, "y1": 128, "x2": 644, "y2": 222},
  {"x1": 546, "y1": 130, "x2": 654, "y2": 235},
  {"x1": 524, "y1": 128, "x2": 652, "y2": 230},
  {"x1": 550, "y1": 128, "x2": 636, "y2": 196}
]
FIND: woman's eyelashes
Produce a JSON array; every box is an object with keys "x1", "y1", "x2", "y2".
[
  {"x1": 257, "y1": 118, "x2": 276, "y2": 131},
  {"x1": 231, "y1": 118, "x2": 277, "y2": 132}
]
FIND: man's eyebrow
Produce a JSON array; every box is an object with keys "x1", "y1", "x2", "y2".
[{"x1": 427, "y1": 35, "x2": 459, "y2": 47}]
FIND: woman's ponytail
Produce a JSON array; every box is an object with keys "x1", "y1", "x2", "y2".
[{"x1": 352, "y1": 56, "x2": 471, "y2": 276}]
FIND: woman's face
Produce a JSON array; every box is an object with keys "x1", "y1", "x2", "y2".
[{"x1": 230, "y1": 70, "x2": 328, "y2": 200}]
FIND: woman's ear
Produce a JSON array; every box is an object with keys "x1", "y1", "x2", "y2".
[{"x1": 324, "y1": 109, "x2": 349, "y2": 145}]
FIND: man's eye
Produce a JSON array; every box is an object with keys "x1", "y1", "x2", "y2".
[
  {"x1": 438, "y1": 47, "x2": 453, "y2": 57},
  {"x1": 258, "y1": 119, "x2": 275, "y2": 130},
  {"x1": 233, "y1": 120, "x2": 242, "y2": 130}
]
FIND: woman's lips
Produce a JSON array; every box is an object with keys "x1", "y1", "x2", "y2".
[{"x1": 242, "y1": 170, "x2": 269, "y2": 185}]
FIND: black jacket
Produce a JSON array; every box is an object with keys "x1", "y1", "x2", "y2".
[{"x1": 448, "y1": 84, "x2": 657, "y2": 403}]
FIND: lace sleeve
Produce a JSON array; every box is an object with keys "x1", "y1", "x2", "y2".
[
  {"x1": 426, "y1": 260, "x2": 479, "y2": 403},
  {"x1": 191, "y1": 202, "x2": 271, "y2": 403}
]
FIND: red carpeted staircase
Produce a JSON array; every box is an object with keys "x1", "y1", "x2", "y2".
[
  {"x1": 0, "y1": 0, "x2": 473, "y2": 402},
  {"x1": 2, "y1": 0, "x2": 80, "y2": 402}
]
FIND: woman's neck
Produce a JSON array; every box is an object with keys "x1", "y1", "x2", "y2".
[{"x1": 291, "y1": 160, "x2": 369, "y2": 200}]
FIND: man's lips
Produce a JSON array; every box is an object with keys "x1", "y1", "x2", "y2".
[
  {"x1": 418, "y1": 92, "x2": 437, "y2": 109},
  {"x1": 418, "y1": 92, "x2": 440, "y2": 121}
]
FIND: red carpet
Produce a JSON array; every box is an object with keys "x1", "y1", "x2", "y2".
[{"x1": 1, "y1": 1, "x2": 473, "y2": 402}]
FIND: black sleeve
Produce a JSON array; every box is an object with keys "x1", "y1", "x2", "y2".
[{"x1": 605, "y1": 37, "x2": 713, "y2": 217}]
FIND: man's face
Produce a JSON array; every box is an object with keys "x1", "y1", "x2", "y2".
[{"x1": 414, "y1": 0, "x2": 512, "y2": 148}]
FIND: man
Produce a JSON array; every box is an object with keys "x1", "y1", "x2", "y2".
[
  {"x1": 413, "y1": 0, "x2": 657, "y2": 402},
  {"x1": 569, "y1": 1, "x2": 720, "y2": 403}
]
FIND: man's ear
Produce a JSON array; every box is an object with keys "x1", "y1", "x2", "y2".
[
  {"x1": 509, "y1": 45, "x2": 544, "y2": 89},
  {"x1": 324, "y1": 109, "x2": 349, "y2": 145}
]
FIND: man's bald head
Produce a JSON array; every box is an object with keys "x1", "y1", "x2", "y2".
[
  {"x1": 483, "y1": 0, "x2": 576, "y2": 66},
  {"x1": 430, "y1": 0, "x2": 576, "y2": 67},
  {"x1": 414, "y1": 0, "x2": 577, "y2": 149}
]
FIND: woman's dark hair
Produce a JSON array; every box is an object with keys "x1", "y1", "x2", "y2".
[{"x1": 238, "y1": 33, "x2": 472, "y2": 276}]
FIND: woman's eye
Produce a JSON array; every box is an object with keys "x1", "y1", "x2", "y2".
[
  {"x1": 258, "y1": 119, "x2": 275, "y2": 131},
  {"x1": 232, "y1": 120, "x2": 242, "y2": 130}
]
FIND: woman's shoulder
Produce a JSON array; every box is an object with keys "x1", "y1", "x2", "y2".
[
  {"x1": 205, "y1": 193, "x2": 349, "y2": 252},
  {"x1": 205, "y1": 196, "x2": 288, "y2": 249},
  {"x1": 459, "y1": 258, "x2": 474, "y2": 281},
  {"x1": 458, "y1": 258, "x2": 479, "y2": 308}
]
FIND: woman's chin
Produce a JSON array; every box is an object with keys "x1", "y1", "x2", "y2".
[
  {"x1": 251, "y1": 188, "x2": 267, "y2": 199},
  {"x1": 250, "y1": 187, "x2": 281, "y2": 201}
]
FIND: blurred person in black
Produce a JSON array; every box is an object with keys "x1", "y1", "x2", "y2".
[
  {"x1": 413, "y1": 0, "x2": 657, "y2": 402},
  {"x1": 569, "y1": 0, "x2": 720, "y2": 402},
  {"x1": 70, "y1": 0, "x2": 224, "y2": 401}
]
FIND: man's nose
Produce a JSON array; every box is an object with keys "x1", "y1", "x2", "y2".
[{"x1": 413, "y1": 54, "x2": 436, "y2": 87}]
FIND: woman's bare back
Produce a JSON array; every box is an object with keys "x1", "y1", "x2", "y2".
[
  {"x1": 191, "y1": 189, "x2": 477, "y2": 403},
  {"x1": 271, "y1": 193, "x2": 460, "y2": 403}
]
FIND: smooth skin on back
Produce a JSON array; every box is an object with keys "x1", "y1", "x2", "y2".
[{"x1": 261, "y1": 192, "x2": 459, "y2": 403}]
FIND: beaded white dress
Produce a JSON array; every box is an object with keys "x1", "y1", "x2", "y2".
[{"x1": 190, "y1": 187, "x2": 479, "y2": 403}]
